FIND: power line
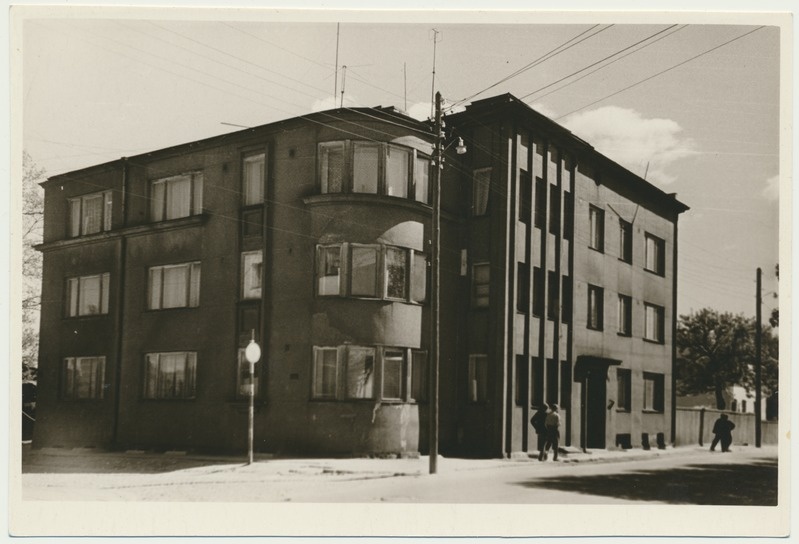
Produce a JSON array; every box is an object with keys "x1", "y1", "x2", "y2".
[
  {"x1": 555, "y1": 26, "x2": 766, "y2": 120},
  {"x1": 521, "y1": 24, "x2": 685, "y2": 102}
]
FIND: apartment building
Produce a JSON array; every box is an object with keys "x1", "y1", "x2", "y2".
[{"x1": 33, "y1": 94, "x2": 687, "y2": 457}]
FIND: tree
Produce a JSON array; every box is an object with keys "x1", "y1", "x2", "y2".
[
  {"x1": 22, "y1": 151, "x2": 46, "y2": 382},
  {"x1": 676, "y1": 308, "x2": 778, "y2": 410},
  {"x1": 769, "y1": 264, "x2": 779, "y2": 328}
]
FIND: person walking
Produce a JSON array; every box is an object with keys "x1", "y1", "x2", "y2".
[
  {"x1": 530, "y1": 404, "x2": 548, "y2": 459},
  {"x1": 539, "y1": 403, "x2": 561, "y2": 461},
  {"x1": 710, "y1": 413, "x2": 736, "y2": 452}
]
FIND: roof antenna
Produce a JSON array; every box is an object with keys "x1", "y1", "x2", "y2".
[
  {"x1": 644, "y1": 160, "x2": 650, "y2": 180},
  {"x1": 404, "y1": 62, "x2": 408, "y2": 113},
  {"x1": 334, "y1": 23, "x2": 340, "y2": 106},
  {"x1": 340, "y1": 65, "x2": 347, "y2": 108},
  {"x1": 430, "y1": 29, "x2": 442, "y2": 118}
]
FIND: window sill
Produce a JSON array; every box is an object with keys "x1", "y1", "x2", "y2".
[
  {"x1": 616, "y1": 408, "x2": 631, "y2": 413},
  {"x1": 63, "y1": 314, "x2": 111, "y2": 321},
  {"x1": 587, "y1": 326, "x2": 604, "y2": 332},
  {"x1": 588, "y1": 246, "x2": 604, "y2": 255},
  {"x1": 618, "y1": 257, "x2": 632, "y2": 265},
  {"x1": 642, "y1": 338, "x2": 665, "y2": 345},
  {"x1": 643, "y1": 268, "x2": 666, "y2": 278},
  {"x1": 144, "y1": 306, "x2": 200, "y2": 313},
  {"x1": 642, "y1": 409, "x2": 664, "y2": 414},
  {"x1": 617, "y1": 332, "x2": 632, "y2": 338}
]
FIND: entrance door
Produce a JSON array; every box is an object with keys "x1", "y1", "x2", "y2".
[{"x1": 586, "y1": 370, "x2": 607, "y2": 449}]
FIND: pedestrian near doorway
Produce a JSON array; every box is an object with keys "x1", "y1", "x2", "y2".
[
  {"x1": 539, "y1": 403, "x2": 561, "y2": 461},
  {"x1": 530, "y1": 404, "x2": 548, "y2": 458},
  {"x1": 710, "y1": 413, "x2": 735, "y2": 452}
]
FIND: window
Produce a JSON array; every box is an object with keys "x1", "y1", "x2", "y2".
[
  {"x1": 645, "y1": 233, "x2": 666, "y2": 275},
  {"x1": 353, "y1": 142, "x2": 380, "y2": 194},
  {"x1": 317, "y1": 246, "x2": 342, "y2": 296},
  {"x1": 143, "y1": 352, "x2": 197, "y2": 400},
  {"x1": 385, "y1": 247, "x2": 408, "y2": 300},
  {"x1": 316, "y1": 244, "x2": 425, "y2": 303},
  {"x1": 532, "y1": 267, "x2": 544, "y2": 317},
  {"x1": 563, "y1": 191, "x2": 574, "y2": 240},
  {"x1": 237, "y1": 348, "x2": 260, "y2": 398},
  {"x1": 616, "y1": 368, "x2": 631, "y2": 411},
  {"x1": 560, "y1": 360, "x2": 572, "y2": 407},
  {"x1": 619, "y1": 219, "x2": 633, "y2": 263},
  {"x1": 68, "y1": 191, "x2": 112, "y2": 237},
  {"x1": 345, "y1": 347, "x2": 375, "y2": 399},
  {"x1": 148, "y1": 262, "x2": 201, "y2": 310},
  {"x1": 468, "y1": 354, "x2": 488, "y2": 403},
  {"x1": 410, "y1": 350, "x2": 428, "y2": 402},
  {"x1": 66, "y1": 273, "x2": 110, "y2": 317},
  {"x1": 532, "y1": 357, "x2": 544, "y2": 406},
  {"x1": 351, "y1": 246, "x2": 378, "y2": 297},
  {"x1": 589, "y1": 205, "x2": 604, "y2": 251},
  {"x1": 61, "y1": 356, "x2": 105, "y2": 400},
  {"x1": 549, "y1": 189, "x2": 561, "y2": 235},
  {"x1": 243, "y1": 152, "x2": 266, "y2": 205},
  {"x1": 382, "y1": 349, "x2": 405, "y2": 400},
  {"x1": 546, "y1": 358, "x2": 559, "y2": 405},
  {"x1": 516, "y1": 264, "x2": 529, "y2": 312},
  {"x1": 312, "y1": 347, "x2": 338, "y2": 399},
  {"x1": 643, "y1": 372, "x2": 665, "y2": 412},
  {"x1": 587, "y1": 284, "x2": 604, "y2": 330},
  {"x1": 472, "y1": 263, "x2": 490, "y2": 307},
  {"x1": 644, "y1": 303, "x2": 665, "y2": 343},
  {"x1": 472, "y1": 168, "x2": 491, "y2": 216},
  {"x1": 386, "y1": 145, "x2": 410, "y2": 198},
  {"x1": 238, "y1": 305, "x2": 260, "y2": 346},
  {"x1": 547, "y1": 271, "x2": 559, "y2": 321},
  {"x1": 320, "y1": 142, "x2": 345, "y2": 194},
  {"x1": 561, "y1": 276, "x2": 572, "y2": 324},
  {"x1": 241, "y1": 251, "x2": 263, "y2": 299},
  {"x1": 519, "y1": 172, "x2": 532, "y2": 224},
  {"x1": 617, "y1": 294, "x2": 632, "y2": 336},
  {"x1": 534, "y1": 177, "x2": 546, "y2": 229},
  {"x1": 515, "y1": 356, "x2": 528, "y2": 406},
  {"x1": 414, "y1": 156, "x2": 430, "y2": 204},
  {"x1": 150, "y1": 173, "x2": 203, "y2": 222},
  {"x1": 411, "y1": 253, "x2": 428, "y2": 303}
]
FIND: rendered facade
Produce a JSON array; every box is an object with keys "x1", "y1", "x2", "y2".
[{"x1": 33, "y1": 94, "x2": 688, "y2": 457}]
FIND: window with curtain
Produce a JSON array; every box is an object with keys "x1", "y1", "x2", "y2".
[
  {"x1": 66, "y1": 273, "x2": 110, "y2": 317},
  {"x1": 619, "y1": 219, "x2": 633, "y2": 263},
  {"x1": 472, "y1": 168, "x2": 491, "y2": 216},
  {"x1": 143, "y1": 352, "x2": 197, "y2": 399},
  {"x1": 243, "y1": 152, "x2": 266, "y2": 205},
  {"x1": 61, "y1": 356, "x2": 106, "y2": 400},
  {"x1": 353, "y1": 143, "x2": 380, "y2": 194},
  {"x1": 589, "y1": 205, "x2": 604, "y2": 252},
  {"x1": 148, "y1": 262, "x2": 201, "y2": 310},
  {"x1": 644, "y1": 302, "x2": 665, "y2": 343},
  {"x1": 411, "y1": 253, "x2": 427, "y2": 303},
  {"x1": 241, "y1": 251, "x2": 263, "y2": 299},
  {"x1": 312, "y1": 347, "x2": 338, "y2": 398},
  {"x1": 150, "y1": 173, "x2": 203, "y2": 221},
  {"x1": 617, "y1": 294, "x2": 632, "y2": 336},
  {"x1": 317, "y1": 245, "x2": 342, "y2": 296},
  {"x1": 414, "y1": 156, "x2": 430, "y2": 204},
  {"x1": 587, "y1": 284, "x2": 604, "y2": 330},
  {"x1": 320, "y1": 142, "x2": 345, "y2": 193},
  {"x1": 645, "y1": 233, "x2": 666, "y2": 275},
  {"x1": 345, "y1": 347, "x2": 375, "y2": 399},
  {"x1": 68, "y1": 191, "x2": 112, "y2": 237},
  {"x1": 350, "y1": 246, "x2": 378, "y2": 296},
  {"x1": 385, "y1": 247, "x2": 408, "y2": 300},
  {"x1": 472, "y1": 263, "x2": 490, "y2": 308},
  {"x1": 386, "y1": 145, "x2": 410, "y2": 198},
  {"x1": 616, "y1": 368, "x2": 631, "y2": 411}
]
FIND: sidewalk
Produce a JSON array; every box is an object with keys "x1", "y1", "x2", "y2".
[{"x1": 22, "y1": 442, "x2": 738, "y2": 482}]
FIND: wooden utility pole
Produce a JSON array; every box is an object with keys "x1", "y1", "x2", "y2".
[
  {"x1": 756, "y1": 267, "x2": 762, "y2": 447},
  {"x1": 429, "y1": 91, "x2": 442, "y2": 474}
]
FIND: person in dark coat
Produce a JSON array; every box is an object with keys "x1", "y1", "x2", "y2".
[
  {"x1": 539, "y1": 403, "x2": 561, "y2": 461},
  {"x1": 530, "y1": 404, "x2": 548, "y2": 458},
  {"x1": 710, "y1": 413, "x2": 735, "y2": 452}
]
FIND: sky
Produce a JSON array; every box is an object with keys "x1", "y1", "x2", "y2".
[{"x1": 19, "y1": 12, "x2": 784, "y2": 320}]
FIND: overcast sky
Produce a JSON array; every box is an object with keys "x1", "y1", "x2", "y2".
[{"x1": 20, "y1": 12, "x2": 783, "y2": 319}]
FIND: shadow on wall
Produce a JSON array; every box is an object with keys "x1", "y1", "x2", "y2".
[{"x1": 517, "y1": 460, "x2": 777, "y2": 505}]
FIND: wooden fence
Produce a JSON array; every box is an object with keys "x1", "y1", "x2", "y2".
[{"x1": 675, "y1": 407, "x2": 779, "y2": 447}]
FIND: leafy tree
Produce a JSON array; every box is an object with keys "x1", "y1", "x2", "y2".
[
  {"x1": 769, "y1": 264, "x2": 779, "y2": 328},
  {"x1": 676, "y1": 308, "x2": 778, "y2": 410},
  {"x1": 22, "y1": 151, "x2": 46, "y2": 382}
]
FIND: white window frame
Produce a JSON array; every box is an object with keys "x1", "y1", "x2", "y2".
[
  {"x1": 645, "y1": 233, "x2": 665, "y2": 275},
  {"x1": 66, "y1": 273, "x2": 110, "y2": 317},
  {"x1": 381, "y1": 348, "x2": 406, "y2": 401},
  {"x1": 617, "y1": 294, "x2": 632, "y2": 336},
  {"x1": 644, "y1": 302, "x2": 665, "y2": 343},
  {"x1": 68, "y1": 190, "x2": 112, "y2": 237},
  {"x1": 241, "y1": 250, "x2": 263, "y2": 300},
  {"x1": 589, "y1": 205, "x2": 604, "y2": 252},
  {"x1": 312, "y1": 347, "x2": 339, "y2": 399},
  {"x1": 587, "y1": 284, "x2": 603, "y2": 331},
  {"x1": 385, "y1": 144, "x2": 411, "y2": 199},
  {"x1": 150, "y1": 172, "x2": 203, "y2": 222},
  {"x1": 349, "y1": 244, "x2": 380, "y2": 297},
  {"x1": 61, "y1": 356, "x2": 106, "y2": 400},
  {"x1": 316, "y1": 245, "x2": 342, "y2": 296},
  {"x1": 410, "y1": 350, "x2": 428, "y2": 402},
  {"x1": 345, "y1": 346, "x2": 376, "y2": 400},
  {"x1": 319, "y1": 142, "x2": 346, "y2": 194},
  {"x1": 148, "y1": 261, "x2": 201, "y2": 310},
  {"x1": 384, "y1": 247, "x2": 409, "y2": 301},
  {"x1": 143, "y1": 352, "x2": 197, "y2": 400},
  {"x1": 243, "y1": 152, "x2": 266, "y2": 206}
]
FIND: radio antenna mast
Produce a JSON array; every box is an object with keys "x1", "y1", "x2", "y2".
[
  {"x1": 430, "y1": 29, "x2": 441, "y2": 118},
  {"x1": 334, "y1": 23, "x2": 340, "y2": 106}
]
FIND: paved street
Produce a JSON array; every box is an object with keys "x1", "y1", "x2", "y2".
[{"x1": 21, "y1": 445, "x2": 778, "y2": 505}]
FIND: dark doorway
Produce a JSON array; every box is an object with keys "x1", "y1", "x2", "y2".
[{"x1": 586, "y1": 370, "x2": 607, "y2": 449}]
